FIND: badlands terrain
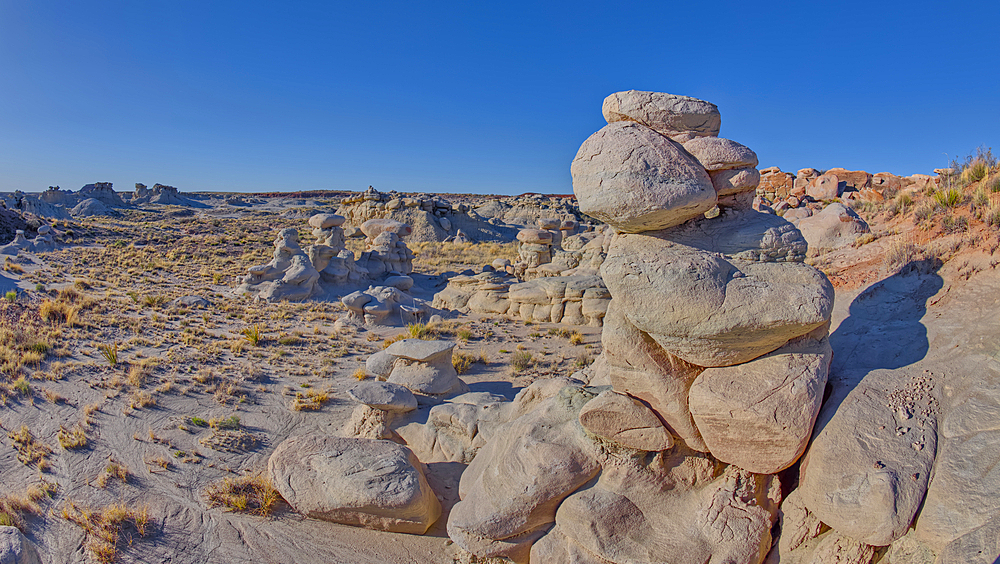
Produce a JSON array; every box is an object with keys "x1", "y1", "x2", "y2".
[{"x1": 0, "y1": 92, "x2": 998, "y2": 564}]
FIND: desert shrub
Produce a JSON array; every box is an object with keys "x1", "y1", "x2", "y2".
[
  {"x1": 913, "y1": 201, "x2": 937, "y2": 222},
  {"x1": 60, "y1": 501, "x2": 150, "y2": 564},
  {"x1": 883, "y1": 239, "x2": 919, "y2": 273},
  {"x1": 96, "y1": 461, "x2": 130, "y2": 488},
  {"x1": 291, "y1": 389, "x2": 329, "y2": 411},
  {"x1": 510, "y1": 351, "x2": 534, "y2": 373},
  {"x1": 7, "y1": 425, "x2": 52, "y2": 471},
  {"x1": 453, "y1": 350, "x2": 487, "y2": 374},
  {"x1": 97, "y1": 343, "x2": 119, "y2": 366},
  {"x1": 933, "y1": 188, "x2": 963, "y2": 208},
  {"x1": 58, "y1": 425, "x2": 88, "y2": 450},
  {"x1": 241, "y1": 324, "x2": 264, "y2": 346},
  {"x1": 205, "y1": 474, "x2": 279, "y2": 516}
]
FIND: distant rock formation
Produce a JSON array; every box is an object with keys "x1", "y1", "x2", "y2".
[{"x1": 132, "y1": 183, "x2": 203, "y2": 207}]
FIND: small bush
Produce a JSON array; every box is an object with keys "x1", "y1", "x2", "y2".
[
  {"x1": 141, "y1": 294, "x2": 168, "y2": 308},
  {"x1": 456, "y1": 327, "x2": 473, "y2": 341},
  {"x1": 933, "y1": 188, "x2": 962, "y2": 208},
  {"x1": 241, "y1": 324, "x2": 264, "y2": 346},
  {"x1": 210, "y1": 415, "x2": 241, "y2": 430},
  {"x1": 883, "y1": 239, "x2": 919, "y2": 273},
  {"x1": 352, "y1": 367, "x2": 368, "y2": 381},
  {"x1": 97, "y1": 343, "x2": 119, "y2": 366},
  {"x1": 58, "y1": 426, "x2": 88, "y2": 450},
  {"x1": 568, "y1": 331, "x2": 584, "y2": 345},
  {"x1": 205, "y1": 474, "x2": 279, "y2": 516},
  {"x1": 406, "y1": 323, "x2": 432, "y2": 339},
  {"x1": 96, "y1": 461, "x2": 130, "y2": 488},
  {"x1": 189, "y1": 417, "x2": 209, "y2": 427},
  {"x1": 60, "y1": 501, "x2": 150, "y2": 564},
  {"x1": 291, "y1": 389, "x2": 330, "y2": 411},
  {"x1": 511, "y1": 351, "x2": 534, "y2": 373},
  {"x1": 4, "y1": 290, "x2": 16, "y2": 302}
]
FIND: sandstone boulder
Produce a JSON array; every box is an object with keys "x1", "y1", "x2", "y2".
[
  {"x1": 806, "y1": 174, "x2": 841, "y2": 200},
  {"x1": 689, "y1": 330, "x2": 832, "y2": 474},
  {"x1": 348, "y1": 381, "x2": 417, "y2": 412},
  {"x1": 793, "y1": 203, "x2": 870, "y2": 252},
  {"x1": 268, "y1": 435, "x2": 441, "y2": 534},
  {"x1": 308, "y1": 213, "x2": 346, "y2": 229},
  {"x1": 0, "y1": 526, "x2": 41, "y2": 564},
  {"x1": 447, "y1": 386, "x2": 601, "y2": 562},
  {"x1": 578, "y1": 390, "x2": 674, "y2": 451},
  {"x1": 602, "y1": 232, "x2": 834, "y2": 367},
  {"x1": 601, "y1": 90, "x2": 721, "y2": 140},
  {"x1": 682, "y1": 137, "x2": 759, "y2": 171},
  {"x1": 385, "y1": 339, "x2": 464, "y2": 395},
  {"x1": 572, "y1": 122, "x2": 717, "y2": 233},
  {"x1": 710, "y1": 167, "x2": 761, "y2": 196},
  {"x1": 798, "y1": 368, "x2": 937, "y2": 546}
]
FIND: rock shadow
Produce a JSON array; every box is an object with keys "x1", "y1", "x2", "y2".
[{"x1": 829, "y1": 258, "x2": 943, "y2": 377}]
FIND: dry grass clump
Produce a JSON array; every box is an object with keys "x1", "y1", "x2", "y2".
[
  {"x1": 58, "y1": 425, "x2": 88, "y2": 450},
  {"x1": 61, "y1": 501, "x2": 150, "y2": 564},
  {"x1": 453, "y1": 349, "x2": 488, "y2": 374},
  {"x1": 205, "y1": 473, "x2": 279, "y2": 516},
  {"x1": 96, "y1": 460, "x2": 130, "y2": 488},
  {"x1": 241, "y1": 323, "x2": 265, "y2": 346},
  {"x1": 128, "y1": 390, "x2": 156, "y2": 409},
  {"x1": 352, "y1": 367, "x2": 368, "y2": 381},
  {"x1": 6, "y1": 424, "x2": 53, "y2": 471},
  {"x1": 291, "y1": 388, "x2": 330, "y2": 411},
  {"x1": 0, "y1": 481, "x2": 57, "y2": 530},
  {"x1": 883, "y1": 238, "x2": 920, "y2": 273},
  {"x1": 510, "y1": 350, "x2": 535, "y2": 373}
]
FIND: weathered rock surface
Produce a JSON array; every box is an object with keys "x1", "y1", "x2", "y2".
[
  {"x1": 268, "y1": 435, "x2": 441, "y2": 534},
  {"x1": 447, "y1": 386, "x2": 601, "y2": 562},
  {"x1": 385, "y1": 339, "x2": 464, "y2": 395},
  {"x1": 348, "y1": 381, "x2": 417, "y2": 412},
  {"x1": 601, "y1": 90, "x2": 721, "y2": 140},
  {"x1": 682, "y1": 137, "x2": 759, "y2": 171},
  {"x1": 792, "y1": 203, "x2": 870, "y2": 252},
  {"x1": 798, "y1": 368, "x2": 938, "y2": 547},
  {"x1": 710, "y1": 166, "x2": 761, "y2": 196},
  {"x1": 0, "y1": 526, "x2": 41, "y2": 564},
  {"x1": 806, "y1": 173, "x2": 841, "y2": 200},
  {"x1": 603, "y1": 231, "x2": 834, "y2": 367},
  {"x1": 578, "y1": 390, "x2": 674, "y2": 451},
  {"x1": 572, "y1": 121, "x2": 717, "y2": 233}
]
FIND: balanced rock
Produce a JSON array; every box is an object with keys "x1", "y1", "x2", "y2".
[
  {"x1": 601, "y1": 90, "x2": 721, "y2": 140},
  {"x1": 385, "y1": 339, "x2": 464, "y2": 395},
  {"x1": 682, "y1": 137, "x2": 759, "y2": 171},
  {"x1": 308, "y1": 213, "x2": 346, "y2": 229},
  {"x1": 578, "y1": 390, "x2": 674, "y2": 451},
  {"x1": 572, "y1": 121, "x2": 717, "y2": 233},
  {"x1": 268, "y1": 435, "x2": 441, "y2": 534},
  {"x1": 516, "y1": 228, "x2": 553, "y2": 244},
  {"x1": 689, "y1": 329, "x2": 832, "y2": 474},
  {"x1": 348, "y1": 381, "x2": 417, "y2": 413}
]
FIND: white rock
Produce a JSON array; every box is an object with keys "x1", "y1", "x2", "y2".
[{"x1": 601, "y1": 90, "x2": 721, "y2": 140}]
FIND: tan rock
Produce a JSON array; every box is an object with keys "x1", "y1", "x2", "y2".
[
  {"x1": 601, "y1": 90, "x2": 721, "y2": 140},
  {"x1": 759, "y1": 168, "x2": 796, "y2": 199},
  {"x1": 793, "y1": 202, "x2": 870, "y2": 252},
  {"x1": 578, "y1": 390, "x2": 674, "y2": 451},
  {"x1": 710, "y1": 166, "x2": 761, "y2": 196},
  {"x1": 602, "y1": 232, "x2": 834, "y2": 367},
  {"x1": 571, "y1": 121, "x2": 717, "y2": 233},
  {"x1": 689, "y1": 330, "x2": 832, "y2": 474},
  {"x1": 268, "y1": 435, "x2": 441, "y2": 534},
  {"x1": 807, "y1": 173, "x2": 841, "y2": 200},
  {"x1": 826, "y1": 168, "x2": 873, "y2": 190},
  {"x1": 682, "y1": 137, "x2": 759, "y2": 171}
]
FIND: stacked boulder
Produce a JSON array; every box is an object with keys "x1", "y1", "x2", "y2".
[{"x1": 444, "y1": 91, "x2": 836, "y2": 564}]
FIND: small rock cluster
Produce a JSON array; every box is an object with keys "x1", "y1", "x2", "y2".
[
  {"x1": 237, "y1": 214, "x2": 429, "y2": 323},
  {"x1": 0, "y1": 225, "x2": 56, "y2": 255}
]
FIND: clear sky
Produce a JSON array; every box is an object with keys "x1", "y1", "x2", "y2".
[{"x1": 1, "y1": 1, "x2": 997, "y2": 195}]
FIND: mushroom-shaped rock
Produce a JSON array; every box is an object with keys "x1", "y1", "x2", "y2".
[
  {"x1": 578, "y1": 390, "x2": 674, "y2": 451},
  {"x1": 308, "y1": 213, "x2": 347, "y2": 229},
  {"x1": 268, "y1": 435, "x2": 441, "y2": 534},
  {"x1": 516, "y1": 229, "x2": 553, "y2": 244},
  {"x1": 36, "y1": 225, "x2": 51, "y2": 235},
  {"x1": 537, "y1": 217, "x2": 560, "y2": 230},
  {"x1": 572, "y1": 122, "x2": 717, "y2": 233},
  {"x1": 682, "y1": 137, "x2": 759, "y2": 171},
  {"x1": 348, "y1": 381, "x2": 418, "y2": 413},
  {"x1": 601, "y1": 90, "x2": 721, "y2": 140},
  {"x1": 385, "y1": 339, "x2": 463, "y2": 395},
  {"x1": 361, "y1": 218, "x2": 412, "y2": 239}
]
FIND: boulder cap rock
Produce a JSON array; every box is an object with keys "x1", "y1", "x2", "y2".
[
  {"x1": 308, "y1": 213, "x2": 347, "y2": 229},
  {"x1": 572, "y1": 121, "x2": 717, "y2": 233},
  {"x1": 348, "y1": 380, "x2": 418, "y2": 412},
  {"x1": 516, "y1": 228, "x2": 553, "y2": 244},
  {"x1": 385, "y1": 339, "x2": 456, "y2": 362},
  {"x1": 602, "y1": 90, "x2": 721, "y2": 139},
  {"x1": 578, "y1": 390, "x2": 674, "y2": 451}
]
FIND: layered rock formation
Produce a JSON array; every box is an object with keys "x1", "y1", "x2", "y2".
[{"x1": 0, "y1": 226, "x2": 57, "y2": 255}]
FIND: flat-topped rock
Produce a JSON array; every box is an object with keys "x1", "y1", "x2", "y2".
[
  {"x1": 268, "y1": 435, "x2": 441, "y2": 534},
  {"x1": 361, "y1": 218, "x2": 412, "y2": 238},
  {"x1": 572, "y1": 121, "x2": 717, "y2": 233},
  {"x1": 601, "y1": 90, "x2": 721, "y2": 140},
  {"x1": 516, "y1": 228, "x2": 553, "y2": 244},
  {"x1": 348, "y1": 381, "x2": 417, "y2": 412},
  {"x1": 308, "y1": 213, "x2": 346, "y2": 229},
  {"x1": 682, "y1": 137, "x2": 759, "y2": 171},
  {"x1": 578, "y1": 390, "x2": 674, "y2": 451},
  {"x1": 385, "y1": 339, "x2": 456, "y2": 362}
]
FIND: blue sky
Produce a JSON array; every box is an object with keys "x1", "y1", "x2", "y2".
[{"x1": 1, "y1": 1, "x2": 997, "y2": 195}]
